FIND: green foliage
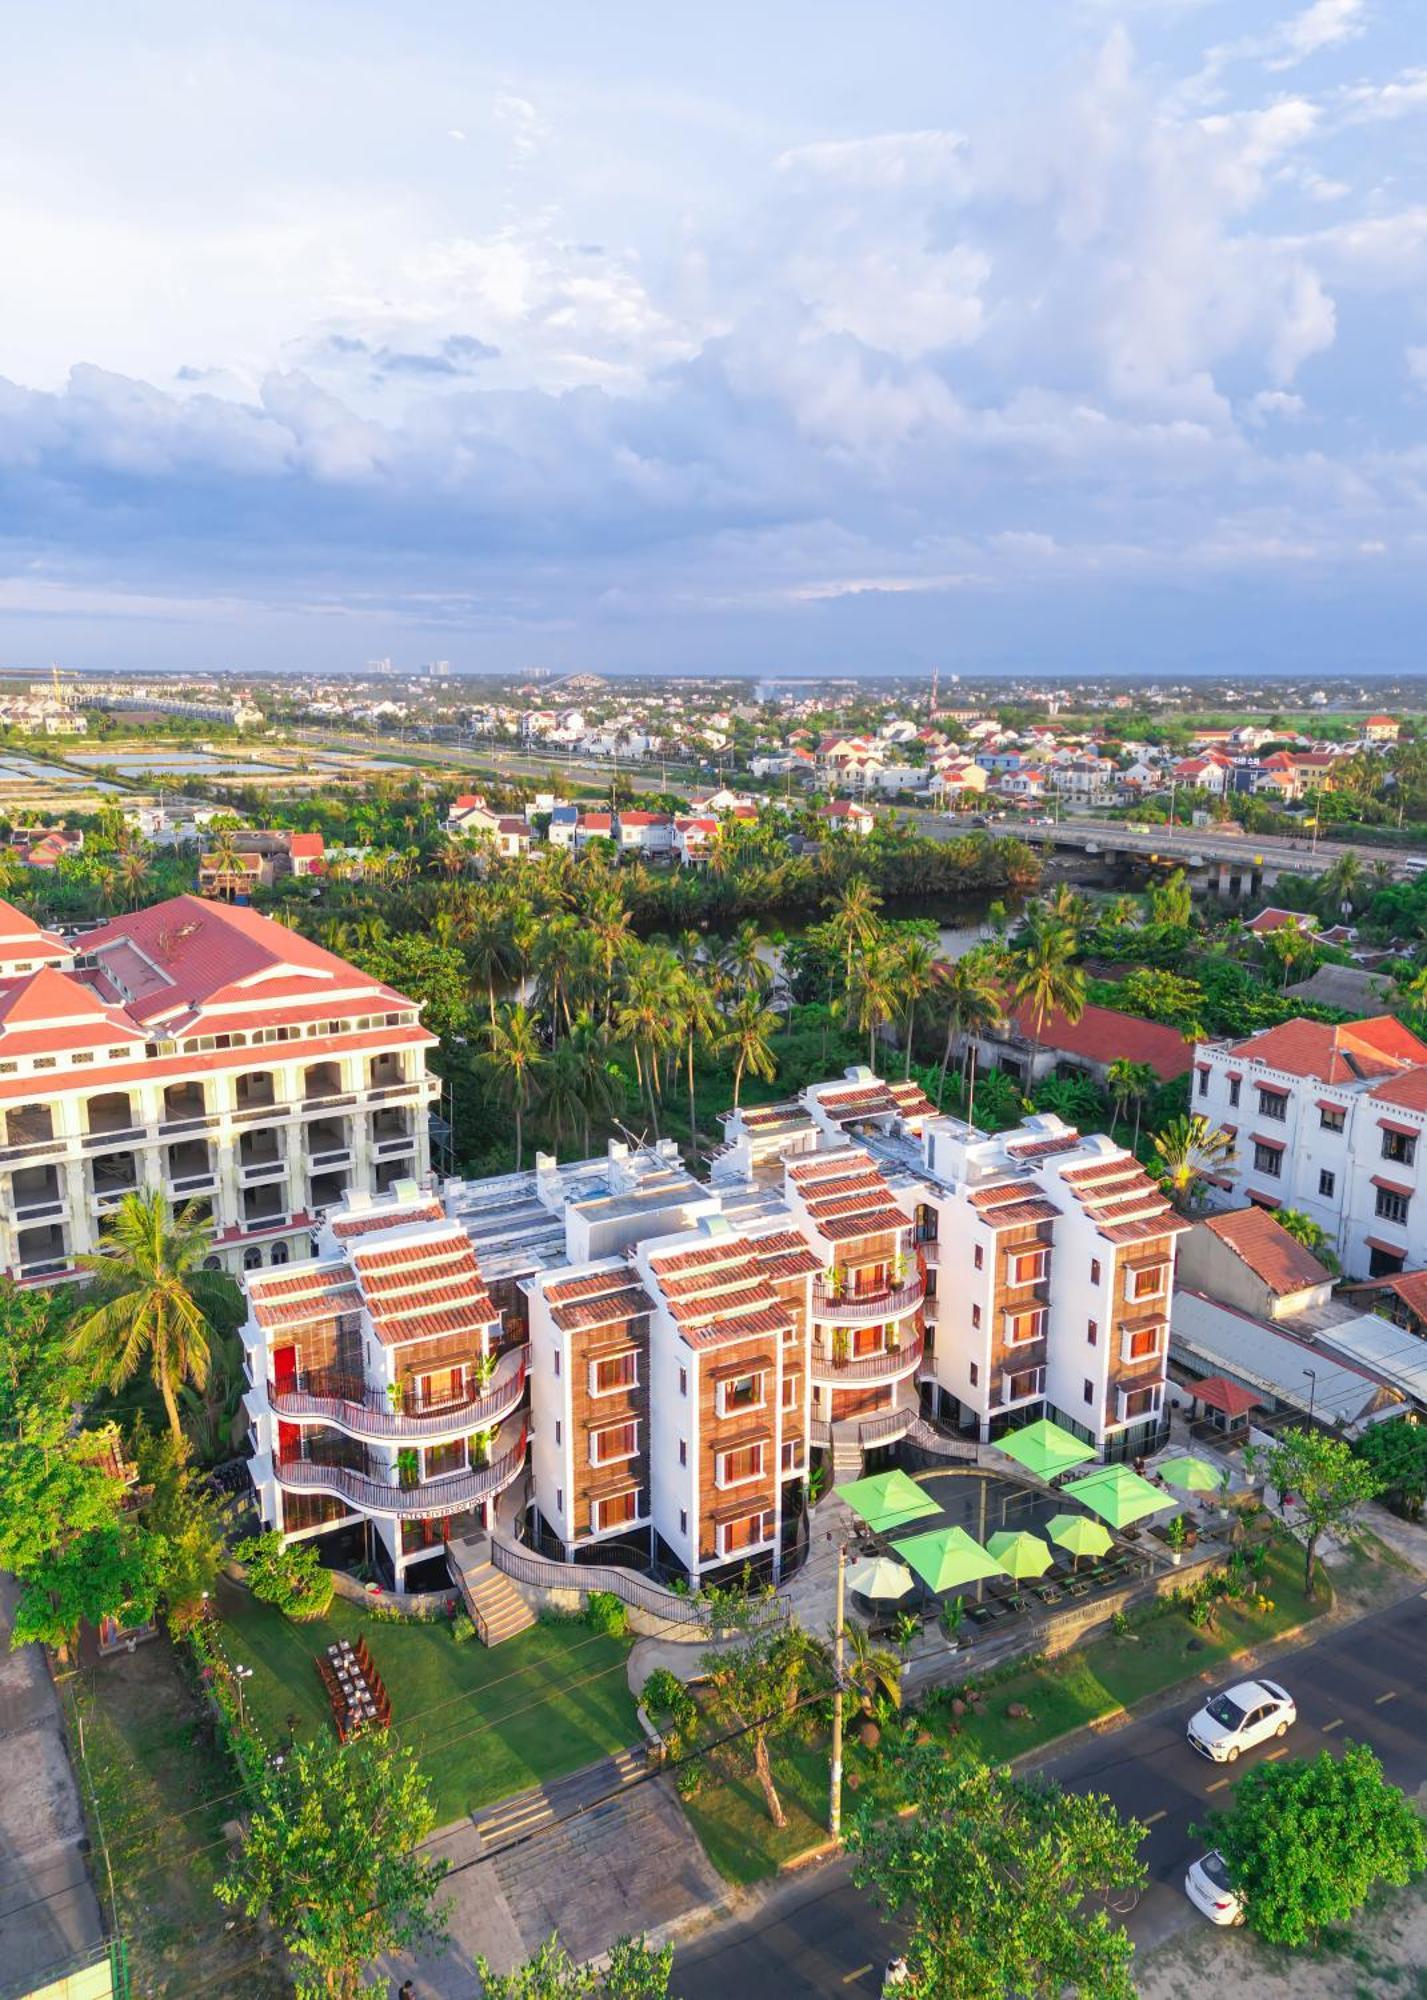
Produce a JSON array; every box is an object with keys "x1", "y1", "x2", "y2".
[
  {"x1": 11, "y1": 1520, "x2": 165, "y2": 1651},
  {"x1": 1246, "y1": 1428, "x2": 1383, "y2": 1595},
  {"x1": 475, "y1": 1931, "x2": 672, "y2": 1997},
  {"x1": 131, "y1": 1422, "x2": 226, "y2": 1632},
  {"x1": 846, "y1": 1751, "x2": 1145, "y2": 1999},
  {"x1": 216, "y1": 1731, "x2": 447, "y2": 1998},
  {"x1": 1274, "y1": 1208, "x2": 1340, "y2": 1273},
  {"x1": 1199, "y1": 1741, "x2": 1426, "y2": 1947},
  {"x1": 698, "y1": 1623, "x2": 826, "y2": 1828},
  {"x1": 360, "y1": 932, "x2": 472, "y2": 1038},
  {"x1": 584, "y1": 1590, "x2": 629, "y2": 1638},
  {"x1": 1354, "y1": 1416, "x2": 1427, "y2": 1521},
  {"x1": 236, "y1": 1531, "x2": 337, "y2": 1621}
]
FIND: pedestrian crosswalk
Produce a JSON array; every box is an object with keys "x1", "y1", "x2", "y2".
[{"x1": 473, "y1": 1745, "x2": 649, "y2": 1855}]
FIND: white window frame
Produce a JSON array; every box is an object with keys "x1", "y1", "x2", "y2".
[
  {"x1": 589, "y1": 1418, "x2": 641, "y2": 1468},
  {"x1": 715, "y1": 1509, "x2": 774, "y2": 1559},
  {"x1": 588, "y1": 1349, "x2": 639, "y2": 1398},
  {"x1": 1002, "y1": 1364, "x2": 1046, "y2": 1406},
  {"x1": 715, "y1": 1441, "x2": 766, "y2": 1490},
  {"x1": 1120, "y1": 1321, "x2": 1166, "y2": 1367},
  {"x1": 1116, "y1": 1380, "x2": 1164, "y2": 1424},
  {"x1": 1003, "y1": 1306, "x2": 1046, "y2": 1347},
  {"x1": 716, "y1": 1371, "x2": 766, "y2": 1418},
  {"x1": 1122, "y1": 1262, "x2": 1167, "y2": 1304},
  {"x1": 1008, "y1": 1248, "x2": 1048, "y2": 1287},
  {"x1": 590, "y1": 1486, "x2": 644, "y2": 1534}
]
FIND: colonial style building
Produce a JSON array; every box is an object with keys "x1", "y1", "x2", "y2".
[{"x1": 0, "y1": 894, "x2": 438, "y2": 1282}]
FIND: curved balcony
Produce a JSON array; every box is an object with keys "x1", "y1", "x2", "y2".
[
  {"x1": 810, "y1": 1327, "x2": 924, "y2": 1387},
  {"x1": 811, "y1": 1272, "x2": 925, "y2": 1324},
  {"x1": 274, "y1": 1422, "x2": 527, "y2": 1520},
  {"x1": 268, "y1": 1346, "x2": 527, "y2": 1444}
]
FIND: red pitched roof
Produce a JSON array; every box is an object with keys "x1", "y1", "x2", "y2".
[
  {"x1": 999, "y1": 997, "x2": 1193, "y2": 1081},
  {"x1": 288, "y1": 832, "x2": 324, "y2": 859},
  {"x1": 1230, "y1": 1016, "x2": 1427, "y2": 1086},
  {"x1": 1199, "y1": 1207, "x2": 1331, "y2": 1295}
]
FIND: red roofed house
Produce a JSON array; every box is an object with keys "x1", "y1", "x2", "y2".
[
  {"x1": 241, "y1": 1185, "x2": 526, "y2": 1594},
  {"x1": 1178, "y1": 1206, "x2": 1335, "y2": 1322},
  {"x1": 1170, "y1": 752, "x2": 1232, "y2": 796},
  {"x1": 1194, "y1": 1014, "x2": 1427, "y2": 1277},
  {"x1": 957, "y1": 991, "x2": 1194, "y2": 1092},
  {"x1": 0, "y1": 894, "x2": 439, "y2": 1285},
  {"x1": 1363, "y1": 715, "x2": 1400, "y2": 745},
  {"x1": 444, "y1": 794, "x2": 531, "y2": 860},
  {"x1": 614, "y1": 809, "x2": 674, "y2": 857},
  {"x1": 574, "y1": 811, "x2": 615, "y2": 853},
  {"x1": 12, "y1": 826, "x2": 84, "y2": 870},
  {"x1": 673, "y1": 815, "x2": 720, "y2": 865},
  {"x1": 0, "y1": 897, "x2": 72, "y2": 976},
  {"x1": 816, "y1": 799, "x2": 875, "y2": 837},
  {"x1": 1244, "y1": 906, "x2": 1324, "y2": 941}
]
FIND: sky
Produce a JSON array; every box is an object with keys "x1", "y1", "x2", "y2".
[{"x1": 1, "y1": 1, "x2": 1425, "y2": 678}]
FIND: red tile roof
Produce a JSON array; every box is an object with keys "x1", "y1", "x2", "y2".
[
  {"x1": 330, "y1": 1202, "x2": 444, "y2": 1239},
  {"x1": 1355, "y1": 1269, "x2": 1427, "y2": 1323},
  {"x1": 1229, "y1": 1016, "x2": 1427, "y2": 1085},
  {"x1": 999, "y1": 996, "x2": 1193, "y2": 1081},
  {"x1": 1199, "y1": 1207, "x2": 1331, "y2": 1295}
]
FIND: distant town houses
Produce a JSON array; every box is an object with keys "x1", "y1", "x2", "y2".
[{"x1": 199, "y1": 827, "x2": 327, "y2": 900}]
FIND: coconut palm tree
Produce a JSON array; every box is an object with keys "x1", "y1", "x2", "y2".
[
  {"x1": 71, "y1": 1193, "x2": 239, "y2": 1445},
  {"x1": 720, "y1": 920, "x2": 772, "y2": 997},
  {"x1": 934, "y1": 953, "x2": 1004, "y2": 1110},
  {"x1": 893, "y1": 936, "x2": 942, "y2": 1079},
  {"x1": 1106, "y1": 1057, "x2": 1157, "y2": 1146},
  {"x1": 480, "y1": 1003, "x2": 544, "y2": 1170},
  {"x1": 1152, "y1": 1114, "x2": 1237, "y2": 1213},
  {"x1": 721, "y1": 993, "x2": 779, "y2": 1108},
  {"x1": 849, "y1": 940, "x2": 903, "y2": 1071},
  {"x1": 840, "y1": 1621, "x2": 902, "y2": 1718},
  {"x1": 566, "y1": 1010, "x2": 623, "y2": 1153},
  {"x1": 539, "y1": 1040, "x2": 588, "y2": 1157},
  {"x1": 676, "y1": 970, "x2": 722, "y2": 1161},
  {"x1": 615, "y1": 944, "x2": 683, "y2": 1137},
  {"x1": 1010, "y1": 912, "x2": 1085, "y2": 1063},
  {"x1": 825, "y1": 877, "x2": 884, "y2": 1020}
]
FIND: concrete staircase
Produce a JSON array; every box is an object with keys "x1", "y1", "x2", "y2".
[
  {"x1": 447, "y1": 1532, "x2": 536, "y2": 1646},
  {"x1": 830, "y1": 1428, "x2": 864, "y2": 1486}
]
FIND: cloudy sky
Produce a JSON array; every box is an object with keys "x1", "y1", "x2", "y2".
[{"x1": 2, "y1": 1, "x2": 1425, "y2": 677}]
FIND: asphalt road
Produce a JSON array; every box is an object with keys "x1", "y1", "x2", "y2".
[{"x1": 671, "y1": 1584, "x2": 1427, "y2": 1998}]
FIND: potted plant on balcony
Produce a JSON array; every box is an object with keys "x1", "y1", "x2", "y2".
[
  {"x1": 940, "y1": 1595, "x2": 966, "y2": 1649},
  {"x1": 832, "y1": 1327, "x2": 851, "y2": 1367},
  {"x1": 1163, "y1": 1513, "x2": 1188, "y2": 1566},
  {"x1": 471, "y1": 1351, "x2": 497, "y2": 1394},
  {"x1": 470, "y1": 1428, "x2": 495, "y2": 1468},
  {"x1": 824, "y1": 1265, "x2": 843, "y2": 1300},
  {"x1": 396, "y1": 1447, "x2": 419, "y2": 1490}
]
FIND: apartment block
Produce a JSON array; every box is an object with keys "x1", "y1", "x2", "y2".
[
  {"x1": 0, "y1": 894, "x2": 438, "y2": 1282},
  {"x1": 1194, "y1": 1017, "x2": 1427, "y2": 1277}
]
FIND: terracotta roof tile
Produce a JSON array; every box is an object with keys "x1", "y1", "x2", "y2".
[
  {"x1": 1228, "y1": 1016, "x2": 1427, "y2": 1086},
  {"x1": 1200, "y1": 1207, "x2": 1332, "y2": 1294}
]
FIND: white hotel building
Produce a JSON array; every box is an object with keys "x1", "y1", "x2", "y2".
[
  {"x1": 1193, "y1": 1016, "x2": 1427, "y2": 1279},
  {"x1": 0, "y1": 893, "x2": 438, "y2": 1283},
  {"x1": 240, "y1": 1069, "x2": 1186, "y2": 1594}
]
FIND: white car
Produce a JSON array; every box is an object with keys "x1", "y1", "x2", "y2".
[
  {"x1": 1187, "y1": 1678, "x2": 1296, "y2": 1763},
  {"x1": 1184, "y1": 1849, "x2": 1245, "y2": 1926}
]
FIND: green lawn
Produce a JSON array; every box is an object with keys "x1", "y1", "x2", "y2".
[
  {"x1": 681, "y1": 1537, "x2": 1329, "y2": 1884},
  {"x1": 217, "y1": 1583, "x2": 641, "y2": 1826}
]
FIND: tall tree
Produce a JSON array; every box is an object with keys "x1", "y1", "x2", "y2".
[
  {"x1": 71, "y1": 1193, "x2": 240, "y2": 1444},
  {"x1": 481, "y1": 1003, "x2": 544, "y2": 1171},
  {"x1": 216, "y1": 1733, "x2": 448, "y2": 2000},
  {"x1": 1147, "y1": 868, "x2": 1193, "y2": 928},
  {"x1": 698, "y1": 1622, "x2": 823, "y2": 1828},
  {"x1": 1105, "y1": 1058, "x2": 1157, "y2": 1150},
  {"x1": 1150, "y1": 1114, "x2": 1237, "y2": 1213},
  {"x1": 475, "y1": 1933, "x2": 673, "y2": 1998},
  {"x1": 933, "y1": 953, "x2": 1003, "y2": 1110},
  {"x1": 847, "y1": 1751, "x2": 1145, "y2": 2000},
  {"x1": 894, "y1": 936, "x2": 942, "y2": 1078},
  {"x1": 676, "y1": 969, "x2": 722, "y2": 1160},
  {"x1": 849, "y1": 940, "x2": 903, "y2": 1071},
  {"x1": 1010, "y1": 913, "x2": 1085, "y2": 1062},
  {"x1": 1198, "y1": 1741, "x2": 1425, "y2": 1948},
  {"x1": 825, "y1": 877, "x2": 884, "y2": 1021},
  {"x1": 1246, "y1": 1428, "x2": 1382, "y2": 1595},
  {"x1": 615, "y1": 945, "x2": 682, "y2": 1138},
  {"x1": 720, "y1": 993, "x2": 779, "y2": 1109}
]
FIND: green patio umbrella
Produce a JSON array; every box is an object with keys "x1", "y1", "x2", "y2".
[
  {"x1": 1061, "y1": 1463, "x2": 1174, "y2": 1530},
  {"x1": 1157, "y1": 1455, "x2": 1223, "y2": 1494},
  {"x1": 894, "y1": 1525, "x2": 1008, "y2": 1593},
  {"x1": 834, "y1": 1468, "x2": 939, "y2": 1536},
  {"x1": 995, "y1": 1418, "x2": 1097, "y2": 1482},
  {"x1": 986, "y1": 1529, "x2": 1054, "y2": 1579},
  {"x1": 1045, "y1": 1513, "x2": 1113, "y2": 1565},
  {"x1": 845, "y1": 1555, "x2": 916, "y2": 1602}
]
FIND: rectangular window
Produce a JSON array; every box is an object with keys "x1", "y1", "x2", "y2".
[
  {"x1": 1005, "y1": 1366, "x2": 1044, "y2": 1402},
  {"x1": 969, "y1": 1361, "x2": 979, "y2": 1388},
  {"x1": 973, "y1": 1243, "x2": 984, "y2": 1271},
  {"x1": 1197, "y1": 1068, "x2": 1208, "y2": 1096},
  {"x1": 1383, "y1": 1130, "x2": 1417, "y2": 1166},
  {"x1": 1319, "y1": 1169, "x2": 1336, "y2": 1198},
  {"x1": 555, "y1": 1420, "x2": 562, "y2": 1446},
  {"x1": 1376, "y1": 1187, "x2": 1410, "y2": 1226},
  {"x1": 556, "y1": 1487, "x2": 563, "y2": 1516},
  {"x1": 591, "y1": 1488, "x2": 641, "y2": 1533},
  {"x1": 1088, "y1": 1319, "x2": 1098, "y2": 1346},
  {"x1": 1257, "y1": 1088, "x2": 1288, "y2": 1122},
  {"x1": 423, "y1": 1440, "x2": 465, "y2": 1480},
  {"x1": 1123, "y1": 1324, "x2": 1163, "y2": 1362},
  {"x1": 717, "y1": 1442, "x2": 766, "y2": 1488},
  {"x1": 1253, "y1": 1142, "x2": 1283, "y2": 1179},
  {"x1": 717, "y1": 1509, "x2": 774, "y2": 1557},
  {"x1": 780, "y1": 1438, "x2": 801, "y2": 1474},
  {"x1": 971, "y1": 1303, "x2": 982, "y2": 1329},
  {"x1": 1010, "y1": 1248, "x2": 1048, "y2": 1286},
  {"x1": 1128, "y1": 1263, "x2": 1166, "y2": 1302},
  {"x1": 679, "y1": 1507, "x2": 688, "y2": 1536},
  {"x1": 1090, "y1": 1258, "x2": 1101, "y2": 1286},
  {"x1": 553, "y1": 1349, "x2": 562, "y2": 1378},
  {"x1": 1229, "y1": 1078, "x2": 1241, "y2": 1109},
  {"x1": 1084, "y1": 1378, "x2": 1094, "y2": 1404},
  {"x1": 1119, "y1": 1384, "x2": 1162, "y2": 1421},
  {"x1": 782, "y1": 1372, "x2": 801, "y2": 1410},
  {"x1": 590, "y1": 1420, "x2": 640, "y2": 1466},
  {"x1": 718, "y1": 1371, "x2": 765, "y2": 1417},
  {"x1": 1320, "y1": 1106, "x2": 1345, "y2": 1134},
  {"x1": 679, "y1": 1366, "x2": 688, "y2": 1397},
  {"x1": 1005, "y1": 1307, "x2": 1045, "y2": 1346},
  {"x1": 590, "y1": 1351, "x2": 638, "y2": 1396}
]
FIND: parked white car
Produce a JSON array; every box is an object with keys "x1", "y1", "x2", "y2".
[
  {"x1": 1184, "y1": 1849, "x2": 1245, "y2": 1926},
  {"x1": 1187, "y1": 1678, "x2": 1296, "y2": 1763}
]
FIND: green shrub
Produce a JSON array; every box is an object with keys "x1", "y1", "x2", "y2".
[
  {"x1": 450, "y1": 1613, "x2": 478, "y2": 1644},
  {"x1": 234, "y1": 1531, "x2": 335, "y2": 1622},
  {"x1": 585, "y1": 1589, "x2": 628, "y2": 1638}
]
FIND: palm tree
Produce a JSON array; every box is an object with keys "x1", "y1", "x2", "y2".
[
  {"x1": 840, "y1": 1621, "x2": 902, "y2": 1719},
  {"x1": 1010, "y1": 913, "x2": 1085, "y2": 1063},
  {"x1": 934, "y1": 953, "x2": 1004, "y2": 1111},
  {"x1": 539, "y1": 1040, "x2": 587, "y2": 1157},
  {"x1": 849, "y1": 940, "x2": 902, "y2": 1071},
  {"x1": 676, "y1": 970, "x2": 722, "y2": 1160},
  {"x1": 825, "y1": 878, "x2": 883, "y2": 1021},
  {"x1": 71, "y1": 1193, "x2": 239, "y2": 1444},
  {"x1": 721, "y1": 993, "x2": 779, "y2": 1108},
  {"x1": 467, "y1": 899, "x2": 514, "y2": 1025},
  {"x1": 615, "y1": 945, "x2": 683, "y2": 1137},
  {"x1": 720, "y1": 920, "x2": 772, "y2": 998},
  {"x1": 893, "y1": 936, "x2": 941, "y2": 1079},
  {"x1": 566, "y1": 1010, "x2": 623, "y2": 1153},
  {"x1": 481, "y1": 1003, "x2": 544, "y2": 1170},
  {"x1": 1105, "y1": 1057, "x2": 1156, "y2": 1146},
  {"x1": 1152, "y1": 1114, "x2": 1237, "y2": 1213}
]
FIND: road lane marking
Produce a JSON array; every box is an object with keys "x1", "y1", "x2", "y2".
[
  {"x1": 844, "y1": 1967, "x2": 873, "y2": 1984},
  {"x1": 1376, "y1": 1691, "x2": 1399, "y2": 1705},
  {"x1": 1321, "y1": 1718, "x2": 1342, "y2": 1732},
  {"x1": 1266, "y1": 1748, "x2": 1288, "y2": 1760},
  {"x1": 1143, "y1": 1809, "x2": 1167, "y2": 1826},
  {"x1": 1206, "y1": 1778, "x2": 1230, "y2": 1793}
]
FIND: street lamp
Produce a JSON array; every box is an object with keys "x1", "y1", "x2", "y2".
[
  {"x1": 234, "y1": 1663, "x2": 254, "y2": 1730},
  {"x1": 1303, "y1": 1368, "x2": 1317, "y2": 1426}
]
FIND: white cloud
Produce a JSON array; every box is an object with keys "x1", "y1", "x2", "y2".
[
  {"x1": 1247, "y1": 388, "x2": 1307, "y2": 421},
  {"x1": 1339, "y1": 68, "x2": 1427, "y2": 122}
]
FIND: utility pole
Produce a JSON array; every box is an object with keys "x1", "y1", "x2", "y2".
[{"x1": 829, "y1": 1540, "x2": 846, "y2": 1839}]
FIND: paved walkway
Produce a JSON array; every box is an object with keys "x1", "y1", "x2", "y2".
[{"x1": 0, "y1": 1576, "x2": 107, "y2": 1996}]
